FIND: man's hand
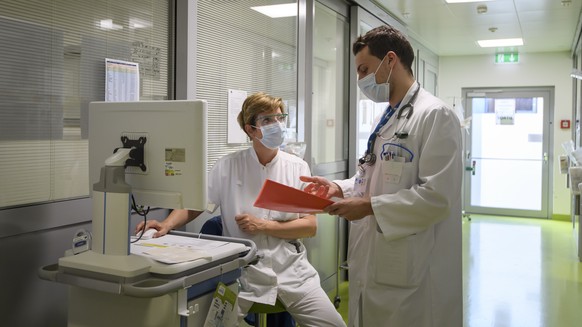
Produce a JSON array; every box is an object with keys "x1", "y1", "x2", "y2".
[
  {"x1": 300, "y1": 176, "x2": 343, "y2": 199},
  {"x1": 324, "y1": 197, "x2": 373, "y2": 221}
]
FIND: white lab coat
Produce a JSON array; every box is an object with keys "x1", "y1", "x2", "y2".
[
  {"x1": 335, "y1": 84, "x2": 463, "y2": 327},
  {"x1": 207, "y1": 148, "x2": 321, "y2": 306}
]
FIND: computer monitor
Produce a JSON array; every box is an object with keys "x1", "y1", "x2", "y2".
[
  {"x1": 89, "y1": 100, "x2": 208, "y2": 211},
  {"x1": 87, "y1": 100, "x2": 207, "y2": 258},
  {"x1": 57, "y1": 100, "x2": 207, "y2": 275}
]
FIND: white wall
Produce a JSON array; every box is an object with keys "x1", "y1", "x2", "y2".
[{"x1": 439, "y1": 51, "x2": 572, "y2": 216}]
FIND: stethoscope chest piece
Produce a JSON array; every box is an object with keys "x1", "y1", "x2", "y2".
[{"x1": 359, "y1": 152, "x2": 376, "y2": 165}]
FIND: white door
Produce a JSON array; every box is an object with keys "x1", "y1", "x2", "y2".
[{"x1": 463, "y1": 87, "x2": 552, "y2": 218}]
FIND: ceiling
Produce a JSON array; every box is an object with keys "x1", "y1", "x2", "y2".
[{"x1": 373, "y1": 0, "x2": 582, "y2": 56}]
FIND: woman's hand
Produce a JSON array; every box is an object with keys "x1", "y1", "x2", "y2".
[
  {"x1": 133, "y1": 209, "x2": 197, "y2": 239},
  {"x1": 134, "y1": 220, "x2": 171, "y2": 238},
  {"x1": 235, "y1": 214, "x2": 268, "y2": 235}
]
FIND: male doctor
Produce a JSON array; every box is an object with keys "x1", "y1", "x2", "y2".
[{"x1": 302, "y1": 25, "x2": 463, "y2": 326}]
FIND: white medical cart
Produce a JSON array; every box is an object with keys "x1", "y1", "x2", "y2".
[{"x1": 39, "y1": 232, "x2": 256, "y2": 327}]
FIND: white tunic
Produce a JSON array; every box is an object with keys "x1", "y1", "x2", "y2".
[
  {"x1": 335, "y1": 84, "x2": 463, "y2": 327},
  {"x1": 208, "y1": 148, "x2": 320, "y2": 306}
]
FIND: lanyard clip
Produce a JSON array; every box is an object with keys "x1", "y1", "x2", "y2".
[{"x1": 395, "y1": 132, "x2": 408, "y2": 139}]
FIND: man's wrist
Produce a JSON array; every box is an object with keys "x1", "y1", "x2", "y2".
[{"x1": 331, "y1": 182, "x2": 344, "y2": 198}]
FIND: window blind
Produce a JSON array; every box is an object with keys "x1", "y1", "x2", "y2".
[{"x1": 196, "y1": 0, "x2": 298, "y2": 167}]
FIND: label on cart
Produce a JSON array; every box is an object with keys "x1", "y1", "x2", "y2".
[{"x1": 204, "y1": 282, "x2": 238, "y2": 327}]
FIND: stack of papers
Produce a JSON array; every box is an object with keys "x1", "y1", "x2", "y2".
[
  {"x1": 138, "y1": 246, "x2": 210, "y2": 264},
  {"x1": 253, "y1": 179, "x2": 334, "y2": 213},
  {"x1": 131, "y1": 234, "x2": 240, "y2": 264}
]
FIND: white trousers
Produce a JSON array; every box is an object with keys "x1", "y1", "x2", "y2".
[{"x1": 231, "y1": 287, "x2": 346, "y2": 327}]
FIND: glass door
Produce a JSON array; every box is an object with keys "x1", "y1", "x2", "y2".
[
  {"x1": 310, "y1": 1, "x2": 349, "y2": 171},
  {"x1": 463, "y1": 87, "x2": 552, "y2": 218},
  {"x1": 303, "y1": 0, "x2": 350, "y2": 295}
]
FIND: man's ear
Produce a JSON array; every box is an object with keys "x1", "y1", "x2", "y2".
[{"x1": 387, "y1": 51, "x2": 398, "y2": 65}]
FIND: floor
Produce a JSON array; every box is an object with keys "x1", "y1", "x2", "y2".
[
  {"x1": 462, "y1": 215, "x2": 582, "y2": 327},
  {"x1": 247, "y1": 215, "x2": 582, "y2": 326}
]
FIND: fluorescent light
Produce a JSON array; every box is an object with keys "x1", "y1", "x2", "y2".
[
  {"x1": 571, "y1": 69, "x2": 582, "y2": 80},
  {"x1": 477, "y1": 38, "x2": 524, "y2": 47},
  {"x1": 446, "y1": 0, "x2": 492, "y2": 3},
  {"x1": 251, "y1": 3, "x2": 297, "y2": 18},
  {"x1": 129, "y1": 18, "x2": 151, "y2": 29},
  {"x1": 99, "y1": 19, "x2": 123, "y2": 30}
]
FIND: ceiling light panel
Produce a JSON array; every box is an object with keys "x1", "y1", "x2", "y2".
[
  {"x1": 250, "y1": 3, "x2": 297, "y2": 18},
  {"x1": 445, "y1": 0, "x2": 493, "y2": 3},
  {"x1": 477, "y1": 38, "x2": 524, "y2": 47}
]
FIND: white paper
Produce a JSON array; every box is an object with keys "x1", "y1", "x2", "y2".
[
  {"x1": 227, "y1": 89, "x2": 249, "y2": 143},
  {"x1": 382, "y1": 159, "x2": 404, "y2": 184},
  {"x1": 495, "y1": 98, "x2": 515, "y2": 125},
  {"x1": 141, "y1": 246, "x2": 210, "y2": 264},
  {"x1": 105, "y1": 58, "x2": 140, "y2": 102}
]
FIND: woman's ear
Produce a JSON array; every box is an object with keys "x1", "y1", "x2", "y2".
[{"x1": 244, "y1": 124, "x2": 255, "y2": 138}]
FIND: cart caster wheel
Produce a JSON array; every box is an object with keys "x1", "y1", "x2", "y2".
[{"x1": 333, "y1": 296, "x2": 341, "y2": 308}]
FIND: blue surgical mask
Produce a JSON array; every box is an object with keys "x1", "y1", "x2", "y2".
[
  {"x1": 357, "y1": 56, "x2": 392, "y2": 103},
  {"x1": 257, "y1": 122, "x2": 287, "y2": 149}
]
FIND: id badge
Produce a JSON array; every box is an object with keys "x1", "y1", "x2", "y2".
[
  {"x1": 354, "y1": 167, "x2": 368, "y2": 197},
  {"x1": 203, "y1": 282, "x2": 238, "y2": 327},
  {"x1": 382, "y1": 157, "x2": 404, "y2": 183}
]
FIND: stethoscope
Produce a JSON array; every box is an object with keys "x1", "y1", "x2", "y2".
[
  {"x1": 396, "y1": 82, "x2": 421, "y2": 120},
  {"x1": 359, "y1": 83, "x2": 421, "y2": 166}
]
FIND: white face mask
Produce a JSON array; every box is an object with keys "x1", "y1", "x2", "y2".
[
  {"x1": 357, "y1": 56, "x2": 392, "y2": 103},
  {"x1": 257, "y1": 122, "x2": 287, "y2": 149}
]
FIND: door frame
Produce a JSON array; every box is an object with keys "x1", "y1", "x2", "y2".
[{"x1": 462, "y1": 86, "x2": 554, "y2": 219}]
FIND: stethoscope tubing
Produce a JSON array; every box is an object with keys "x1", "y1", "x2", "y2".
[{"x1": 378, "y1": 83, "x2": 420, "y2": 140}]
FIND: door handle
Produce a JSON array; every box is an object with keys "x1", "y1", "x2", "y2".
[
  {"x1": 464, "y1": 152, "x2": 474, "y2": 174},
  {"x1": 465, "y1": 159, "x2": 476, "y2": 175},
  {"x1": 543, "y1": 152, "x2": 548, "y2": 164}
]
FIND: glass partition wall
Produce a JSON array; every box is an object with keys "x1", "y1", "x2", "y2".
[{"x1": 0, "y1": 0, "x2": 172, "y2": 210}]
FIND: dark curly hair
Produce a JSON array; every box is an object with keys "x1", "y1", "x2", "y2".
[{"x1": 353, "y1": 25, "x2": 415, "y2": 76}]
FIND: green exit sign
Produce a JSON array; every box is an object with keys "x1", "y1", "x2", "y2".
[{"x1": 495, "y1": 52, "x2": 519, "y2": 63}]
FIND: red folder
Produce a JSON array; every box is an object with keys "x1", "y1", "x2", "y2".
[{"x1": 253, "y1": 179, "x2": 334, "y2": 213}]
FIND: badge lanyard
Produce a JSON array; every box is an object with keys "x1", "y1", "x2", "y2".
[
  {"x1": 356, "y1": 106, "x2": 395, "y2": 197},
  {"x1": 360, "y1": 107, "x2": 396, "y2": 166}
]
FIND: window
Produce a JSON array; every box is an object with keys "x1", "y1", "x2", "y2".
[
  {"x1": 473, "y1": 98, "x2": 539, "y2": 113},
  {"x1": 0, "y1": 0, "x2": 172, "y2": 209}
]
